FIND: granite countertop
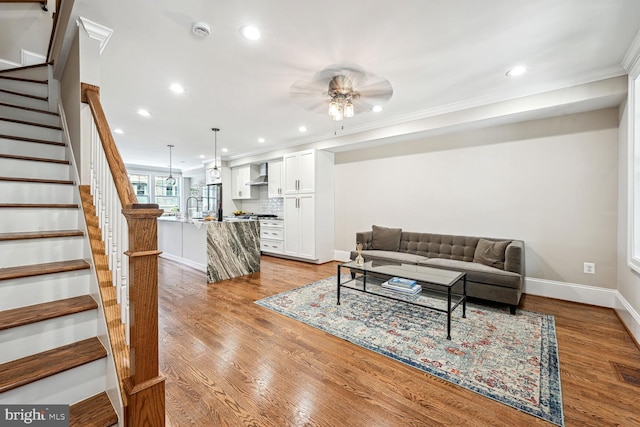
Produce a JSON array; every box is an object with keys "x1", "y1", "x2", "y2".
[{"x1": 158, "y1": 216, "x2": 257, "y2": 224}]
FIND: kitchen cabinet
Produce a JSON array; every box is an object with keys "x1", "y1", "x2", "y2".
[
  {"x1": 231, "y1": 165, "x2": 257, "y2": 199},
  {"x1": 280, "y1": 149, "x2": 334, "y2": 263},
  {"x1": 259, "y1": 219, "x2": 284, "y2": 254},
  {"x1": 283, "y1": 149, "x2": 315, "y2": 194},
  {"x1": 284, "y1": 195, "x2": 315, "y2": 259},
  {"x1": 267, "y1": 159, "x2": 283, "y2": 198}
]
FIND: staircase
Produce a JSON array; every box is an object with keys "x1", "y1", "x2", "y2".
[{"x1": 0, "y1": 64, "x2": 118, "y2": 426}]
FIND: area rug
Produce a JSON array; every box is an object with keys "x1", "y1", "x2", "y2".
[{"x1": 255, "y1": 276, "x2": 564, "y2": 426}]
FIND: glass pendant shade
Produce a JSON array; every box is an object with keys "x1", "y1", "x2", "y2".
[
  {"x1": 344, "y1": 101, "x2": 354, "y2": 118},
  {"x1": 328, "y1": 100, "x2": 338, "y2": 116},
  {"x1": 210, "y1": 166, "x2": 221, "y2": 180},
  {"x1": 332, "y1": 105, "x2": 344, "y2": 121},
  {"x1": 166, "y1": 144, "x2": 176, "y2": 188}
]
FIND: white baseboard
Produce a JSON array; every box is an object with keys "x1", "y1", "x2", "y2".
[
  {"x1": 524, "y1": 277, "x2": 618, "y2": 308},
  {"x1": 614, "y1": 292, "x2": 640, "y2": 346},
  {"x1": 334, "y1": 250, "x2": 351, "y2": 262},
  {"x1": 526, "y1": 277, "x2": 640, "y2": 345},
  {"x1": 159, "y1": 253, "x2": 206, "y2": 273}
]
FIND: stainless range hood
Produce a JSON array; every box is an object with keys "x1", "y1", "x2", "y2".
[{"x1": 247, "y1": 163, "x2": 268, "y2": 186}]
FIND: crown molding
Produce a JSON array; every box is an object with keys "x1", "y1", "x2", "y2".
[
  {"x1": 623, "y1": 28, "x2": 640, "y2": 75},
  {"x1": 77, "y1": 17, "x2": 113, "y2": 54}
]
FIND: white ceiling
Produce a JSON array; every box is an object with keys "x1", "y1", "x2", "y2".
[{"x1": 3, "y1": 1, "x2": 640, "y2": 171}]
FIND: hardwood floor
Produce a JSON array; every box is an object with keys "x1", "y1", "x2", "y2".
[{"x1": 158, "y1": 256, "x2": 640, "y2": 426}]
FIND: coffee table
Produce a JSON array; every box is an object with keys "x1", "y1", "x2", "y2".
[{"x1": 337, "y1": 260, "x2": 466, "y2": 340}]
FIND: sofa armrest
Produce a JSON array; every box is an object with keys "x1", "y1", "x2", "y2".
[
  {"x1": 356, "y1": 231, "x2": 373, "y2": 250},
  {"x1": 504, "y1": 240, "x2": 525, "y2": 277}
]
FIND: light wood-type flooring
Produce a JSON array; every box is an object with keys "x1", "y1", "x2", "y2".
[{"x1": 159, "y1": 256, "x2": 640, "y2": 426}]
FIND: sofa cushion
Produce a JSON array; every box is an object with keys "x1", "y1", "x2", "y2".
[
  {"x1": 371, "y1": 225, "x2": 402, "y2": 251},
  {"x1": 473, "y1": 238, "x2": 511, "y2": 269},
  {"x1": 418, "y1": 258, "x2": 521, "y2": 289},
  {"x1": 350, "y1": 250, "x2": 429, "y2": 265}
]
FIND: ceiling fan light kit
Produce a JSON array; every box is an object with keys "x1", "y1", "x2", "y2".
[{"x1": 290, "y1": 66, "x2": 393, "y2": 123}]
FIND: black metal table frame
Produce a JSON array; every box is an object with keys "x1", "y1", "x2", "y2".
[{"x1": 337, "y1": 264, "x2": 467, "y2": 340}]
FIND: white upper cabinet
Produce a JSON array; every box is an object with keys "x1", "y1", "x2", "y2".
[
  {"x1": 283, "y1": 149, "x2": 315, "y2": 194},
  {"x1": 267, "y1": 159, "x2": 283, "y2": 198},
  {"x1": 231, "y1": 165, "x2": 257, "y2": 199}
]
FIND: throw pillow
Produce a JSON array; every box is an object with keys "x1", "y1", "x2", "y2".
[
  {"x1": 473, "y1": 238, "x2": 511, "y2": 269},
  {"x1": 371, "y1": 225, "x2": 402, "y2": 251}
]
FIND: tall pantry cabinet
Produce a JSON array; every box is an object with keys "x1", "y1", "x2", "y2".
[{"x1": 283, "y1": 149, "x2": 334, "y2": 263}]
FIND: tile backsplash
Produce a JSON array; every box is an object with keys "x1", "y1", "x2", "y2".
[{"x1": 239, "y1": 186, "x2": 284, "y2": 215}]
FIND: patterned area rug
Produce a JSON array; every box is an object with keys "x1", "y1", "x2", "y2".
[{"x1": 255, "y1": 276, "x2": 564, "y2": 426}]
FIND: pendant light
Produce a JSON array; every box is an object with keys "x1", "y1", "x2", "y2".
[
  {"x1": 166, "y1": 144, "x2": 176, "y2": 188},
  {"x1": 210, "y1": 128, "x2": 221, "y2": 180}
]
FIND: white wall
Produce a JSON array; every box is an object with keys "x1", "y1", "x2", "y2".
[{"x1": 335, "y1": 108, "x2": 619, "y2": 288}]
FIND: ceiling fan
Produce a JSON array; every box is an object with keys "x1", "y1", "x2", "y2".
[{"x1": 290, "y1": 66, "x2": 393, "y2": 121}]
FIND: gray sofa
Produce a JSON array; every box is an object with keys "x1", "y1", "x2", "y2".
[{"x1": 350, "y1": 225, "x2": 525, "y2": 314}]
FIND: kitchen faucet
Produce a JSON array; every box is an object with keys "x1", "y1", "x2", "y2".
[{"x1": 186, "y1": 196, "x2": 201, "y2": 219}]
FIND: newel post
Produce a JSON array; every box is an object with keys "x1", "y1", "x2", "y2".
[{"x1": 122, "y1": 207, "x2": 165, "y2": 426}]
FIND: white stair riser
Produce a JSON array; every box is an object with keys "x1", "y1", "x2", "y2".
[
  {"x1": 0, "y1": 209, "x2": 80, "y2": 233},
  {"x1": 0, "y1": 91, "x2": 48, "y2": 111},
  {"x1": 0, "y1": 138, "x2": 65, "y2": 160},
  {"x1": 0, "y1": 79, "x2": 48, "y2": 98},
  {"x1": 0, "y1": 182, "x2": 74, "y2": 203},
  {"x1": 0, "y1": 310, "x2": 97, "y2": 364},
  {"x1": 0, "y1": 66, "x2": 48, "y2": 80},
  {"x1": 0, "y1": 359, "x2": 107, "y2": 404},
  {"x1": 0, "y1": 270, "x2": 90, "y2": 311},
  {"x1": 0, "y1": 237, "x2": 85, "y2": 268},
  {"x1": 0, "y1": 120, "x2": 61, "y2": 142},
  {"x1": 0, "y1": 158, "x2": 71, "y2": 180},
  {"x1": 0, "y1": 105, "x2": 60, "y2": 127}
]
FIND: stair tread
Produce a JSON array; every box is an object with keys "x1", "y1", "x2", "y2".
[
  {"x1": 0, "y1": 116, "x2": 62, "y2": 130},
  {"x1": 0, "y1": 63, "x2": 48, "y2": 74},
  {"x1": 0, "y1": 153, "x2": 69, "y2": 164},
  {"x1": 0, "y1": 133, "x2": 64, "y2": 146},
  {"x1": 0, "y1": 259, "x2": 90, "y2": 282},
  {"x1": 0, "y1": 101, "x2": 58, "y2": 116},
  {"x1": 0, "y1": 203, "x2": 78, "y2": 208},
  {"x1": 0, "y1": 75, "x2": 48, "y2": 84},
  {"x1": 0, "y1": 88, "x2": 47, "y2": 102},
  {"x1": 0, "y1": 229, "x2": 84, "y2": 241},
  {"x1": 0, "y1": 294, "x2": 97, "y2": 331},
  {"x1": 0, "y1": 176, "x2": 74, "y2": 185},
  {"x1": 69, "y1": 392, "x2": 118, "y2": 427},
  {"x1": 0, "y1": 337, "x2": 106, "y2": 393}
]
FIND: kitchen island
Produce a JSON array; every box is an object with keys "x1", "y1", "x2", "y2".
[{"x1": 158, "y1": 217, "x2": 260, "y2": 283}]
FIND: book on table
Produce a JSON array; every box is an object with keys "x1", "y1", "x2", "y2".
[
  {"x1": 381, "y1": 279, "x2": 422, "y2": 295},
  {"x1": 387, "y1": 277, "x2": 417, "y2": 288}
]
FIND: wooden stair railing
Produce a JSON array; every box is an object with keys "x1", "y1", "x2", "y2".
[{"x1": 81, "y1": 83, "x2": 165, "y2": 426}]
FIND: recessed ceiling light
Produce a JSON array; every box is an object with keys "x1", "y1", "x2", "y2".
[
  {"x1": 372, "y1": 105, "x2": 383, "y2": 113},
  {"x1": 113, "y1": 128, "x2": 124, "y2": 134},
  {"x1": 258, "y1": 138, "x2": 265, "y2": 143},
  {"x1": 298, "y1": 126, "x2": 307, "y2": 132},
  {"x1": 170, "y1": 83, "x2": 185, "y2": 94},
  {"x1": 221, "y1": 148, "x2": 228, "y2": 153},
  {"x1": 199, "y1": 154, "x2": 205, "y2": 159},
  {"x1": 240, "y1": 25, "x2": 261, "y2": 40},
  {"x1": 137, "y1": 109, "x2": 151, "y2": 117},
  {"x1": 506, "y1": 66, "x2": 527, "y2": 77}
]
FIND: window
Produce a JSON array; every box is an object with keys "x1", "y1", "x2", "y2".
[
  {"x1": 155, "y1": 176, "x2": 180, "y2": 216},
  {"x1": 129, "y1": 174, "x2": 150, "y2": 203}
]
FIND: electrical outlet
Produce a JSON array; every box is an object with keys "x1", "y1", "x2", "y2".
[{"x1": 584, "y1": 262, "x2": 596, "y2": 274}]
